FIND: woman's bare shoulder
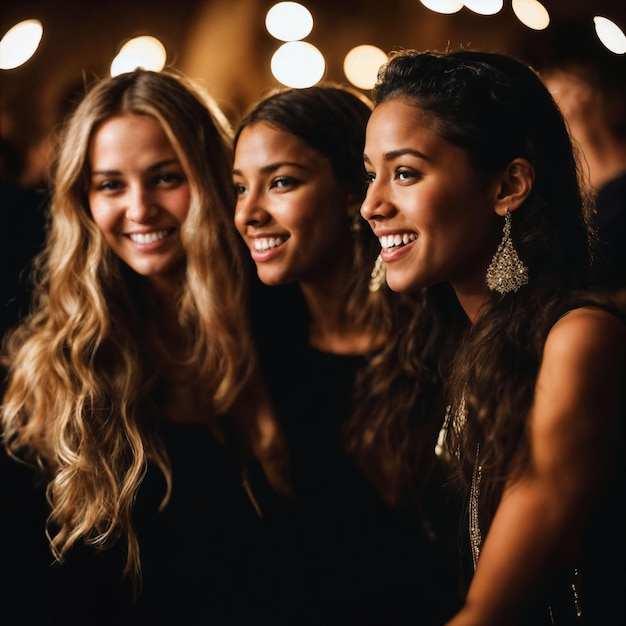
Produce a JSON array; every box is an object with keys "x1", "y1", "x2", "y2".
[
  {"x1": 546, "y1": 306, "x2": 625, "y2": 362},
  {"x1": 532, "y1": 306, "x2": 624, "y2": 467}
]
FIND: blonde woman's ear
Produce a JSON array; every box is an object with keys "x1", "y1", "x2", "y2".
[{"x1": 494, "y1": 158, "x2": 534, "y2": 216}]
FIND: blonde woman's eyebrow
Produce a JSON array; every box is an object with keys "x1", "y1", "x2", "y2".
[{"x1": 91, "y1": 158, "x2": 181, "y2": 177}]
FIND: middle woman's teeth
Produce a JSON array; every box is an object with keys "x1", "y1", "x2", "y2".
[
  {"x1": 129, "y1": 230, "x2": 170, "y2": 244},
  {"x1": 253, "y1": 236, "x2": 288, "y2": 252},
  {"x1": 380, "y1": 233, "x2": 417, "y2": 250}
]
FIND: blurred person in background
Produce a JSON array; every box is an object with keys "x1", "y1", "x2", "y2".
[{"x1": 537, "y1": 23, "x2": 626, "y2": 306}]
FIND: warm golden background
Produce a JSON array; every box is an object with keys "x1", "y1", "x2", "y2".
[{"x1": 1, "y1": 0, "x2": 624, "y2": 187}]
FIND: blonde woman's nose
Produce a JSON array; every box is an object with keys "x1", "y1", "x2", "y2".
[{"x1": 126, "y1": 185, "x2": 158, "y2": 222}]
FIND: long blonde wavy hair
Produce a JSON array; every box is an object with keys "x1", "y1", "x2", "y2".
[{"x1": 1, "y1": 69, "x2": 254, "y2": 584}]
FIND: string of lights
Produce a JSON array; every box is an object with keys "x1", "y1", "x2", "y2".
[{"x1": 1, "y1": 2, "x2": 624, "y2": 89}]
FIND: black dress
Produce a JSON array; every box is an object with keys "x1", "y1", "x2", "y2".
[
  {"x1": 250, "y1": 281, "x2": 464, "y2": 626},
  {"x1": 0, "y1": 419, "x2": 282, "y2": 626}
]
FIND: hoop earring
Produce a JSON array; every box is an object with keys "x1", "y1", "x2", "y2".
[
  {"x1": 369, "y1": 253, "x2": 386, "y2": 292},
  {"x1": 485, "y1": 209, "x2": 528, "y2": 294}
]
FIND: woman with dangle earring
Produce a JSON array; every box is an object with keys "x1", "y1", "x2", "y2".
[{"x1": 362, "y1": 49, "x2": 625, "y2": 625}]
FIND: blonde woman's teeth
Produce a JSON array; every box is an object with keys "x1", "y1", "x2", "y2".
[
  {"x1": 380, "y1": 233, "x2": 417, "y2": 250},
  {"x1": 129, "y1": 230, "x2": 170, "y2": 244},
  {"x1": 253, "y1": 236, "x2": 288, "y2": 252}
]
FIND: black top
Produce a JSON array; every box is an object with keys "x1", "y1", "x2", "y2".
[
  {"x1": 250, "y1": 281, "x2": 464, "y2": 626},
  {"x1": 0, "y1": 420, "x2": 283, "y2": 626}
]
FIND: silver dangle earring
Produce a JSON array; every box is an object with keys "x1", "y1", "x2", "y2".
[
  {"x1": 486, "y1": 208, "x2": 528, "y2": 294},
  {"x1": 369, "y1": 253, "x2": 386, "y2": 292}
]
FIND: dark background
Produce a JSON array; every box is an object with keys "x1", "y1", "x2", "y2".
[{"x1": 1, "y1": 0, "x2": 625, "y2": 187}]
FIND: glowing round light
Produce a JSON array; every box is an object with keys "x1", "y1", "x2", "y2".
[
  {"x1": 511, "y1": 0, "x2": 549, "y2": 30},
  {"x1": 265, "y1": 2, "x2": 313, "y2": 42},
  {"x1": 0, "y1": 19, "x2": 43, "y2": 70},
  {"x1": 343, "y1": 45, "x2": 388, "y2": 90},
  {"x1": 271, "y1": 41, "x2": 325, "y2": 88},
  {"x1": 419, "y1": 0, "x2": 463, "y2": 14},
  {"x1": 110, "y1": 36, "x2": 167, "y2": 77},
  {"x1": 593, "y1": 16, "x2": 626, "y2": 54},
  {"x1": 463, "y1": 0, "x2": 503, "y2": 16}
]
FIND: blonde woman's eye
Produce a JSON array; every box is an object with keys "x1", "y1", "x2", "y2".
[
  {"x1": 156, "y1": 172, "x2": 184, "y2": 185},
  {"x1": 95, "y1": 180, "x2": 122, "y2": 192}
]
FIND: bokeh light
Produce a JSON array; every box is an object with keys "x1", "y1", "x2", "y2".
[
  {"x1": 419, "y1": 0, "x2": 463, "y2": 14},
  {"x1": 343, "y1": 45, "x2": 388, "y2": 90},
  {"x1": 463, "y1": 0, "x2": 503, "y2": 16},
  {"x1": 511, "y1": 0, "x2": 550, "y2": 31},
  {"x1": 271, "y1": 41, "x2": 325, "y2": 88},
  {"x1": 265, "y1": 2, "x2": 313, "y2": 42},
  {"x1": 110, "y1": 36, "x2": 167, "y2": 77},
  {"x1": 593, "y1": 16, "x2": 626, "y2": 54},
  {"x1": 0, "y1": 19, "x2": 43, "y2": 70}
]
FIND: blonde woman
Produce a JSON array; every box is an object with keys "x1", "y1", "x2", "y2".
[{"x1": 1, "y1": 69, "x2": 283, "y2": 624}]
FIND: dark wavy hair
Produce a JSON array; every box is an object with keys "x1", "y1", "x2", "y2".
[{"x1": 372, "y1": 49, "x2": 598, "y2": 527}]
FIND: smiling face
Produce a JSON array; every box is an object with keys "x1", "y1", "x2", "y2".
[
  {"x1": 362, "y1": 99, "x2": 500, "y2": 298},
  {"x1": 88, "y1": 113, "x2": 191, "y2": 290},
  {"x1": 233, "y1": 121, "x2": 356, "y2": 287}
]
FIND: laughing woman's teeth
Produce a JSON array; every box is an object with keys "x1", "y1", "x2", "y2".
[
  {"x1": 253, "y1": 236, "x2": 287, "y2": 252},
  {"x1": 130, "y1": 230, "x2": 169, "y2": 244},
  {"x1": 380, "y1": 233, "x2": 417, "y2": 250}
]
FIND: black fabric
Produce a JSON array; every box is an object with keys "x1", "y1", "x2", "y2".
[
  {"x1": 457, "y1": 305, "x2": 626, "y2": 626},
  {"x1": 0, "y1": 420, "x2": 283, "y2": 625},
  {"x1": 249, "y1": 279, "x2": 464, "y2": 626}
]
